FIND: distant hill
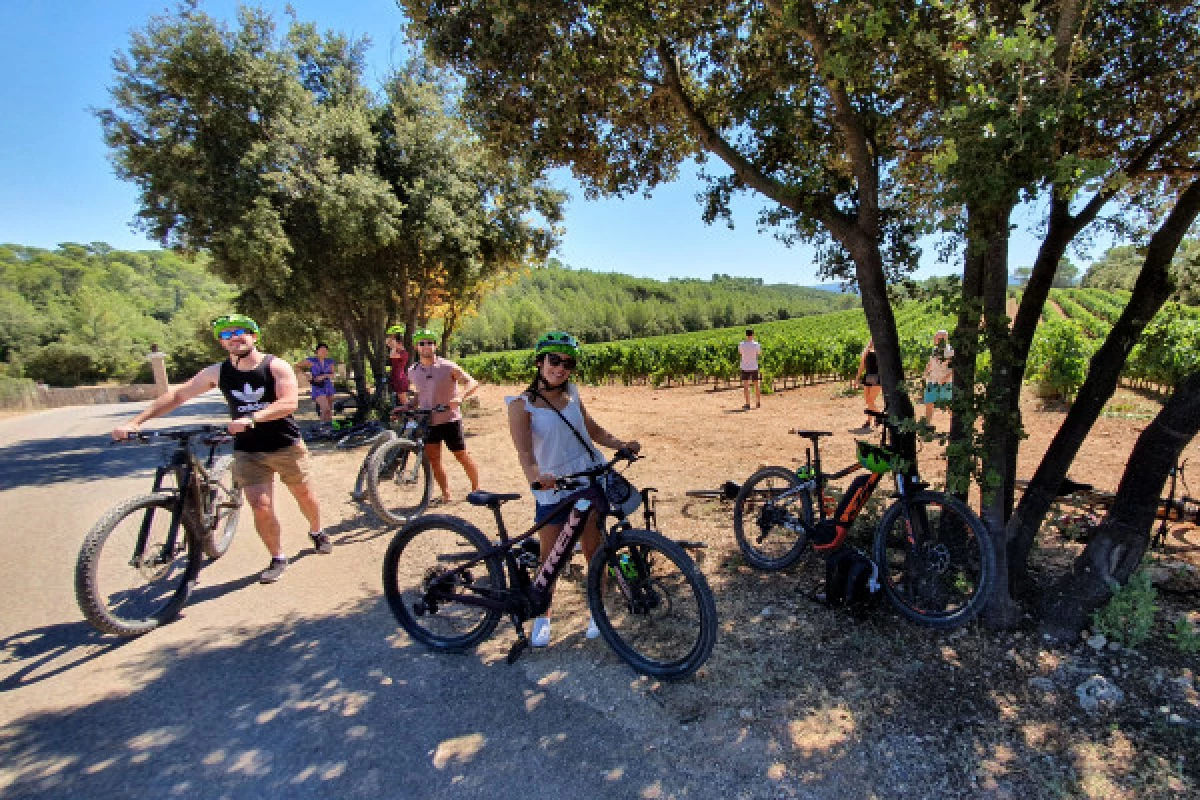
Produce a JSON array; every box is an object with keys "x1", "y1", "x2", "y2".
[{"x1": 454, "y1": 262, "x2": 860, "y2": 354}]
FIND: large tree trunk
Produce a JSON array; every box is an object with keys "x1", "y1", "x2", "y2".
[
  {"x1": 968, "y1": 199, "x2": 1025, "y2": 628},
  {"x1": 1008, "y1": 179, "x2": 1200, "y2": 584},
  {"x1": 1039, "y1": 370, "x2": 1200, "y2": 639}
]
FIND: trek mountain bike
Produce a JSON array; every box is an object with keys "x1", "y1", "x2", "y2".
[
  {"x1": 75, "y1": 425, "x2": 243, "y2": 636},
  {"x1": 382, "y1": 450, "x2": 718, "y2": 679},
  {"x1": 364, "y1": 405, "x2": 448, "y2": 525},
  {"x1": 733, "y1": 409, "x2": 995, "y2": 629}
]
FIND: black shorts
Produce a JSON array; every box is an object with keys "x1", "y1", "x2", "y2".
[
  {"x1": 741, "y1": 370, "x2": 760, "y2": 382},
  {"x1": 863, "y1": 374, "x2": 880, "y2": 386},
  {"x1": 425, "y1": 420, "x2": 467, "y2": 451}
]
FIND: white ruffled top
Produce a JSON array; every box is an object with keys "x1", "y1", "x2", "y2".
[{"x1": 505, "y1": 383, "x2": 604, "y2": 505}]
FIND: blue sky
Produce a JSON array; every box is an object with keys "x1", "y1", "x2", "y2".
[{"x1": 0, "y1": 1, "x2": 1108, "y2": 286}]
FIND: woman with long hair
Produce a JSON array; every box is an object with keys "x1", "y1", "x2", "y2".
[{"x1": 506, "y1": 331, "x2": 640, "y2": 648}]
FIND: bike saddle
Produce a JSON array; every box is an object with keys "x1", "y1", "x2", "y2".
[
  {"x1": 466, "y1": 490, "x2": 523, "y2": 508},
  {"x1": 789, "y1": 429, "x2": 833, "y2": 438}
]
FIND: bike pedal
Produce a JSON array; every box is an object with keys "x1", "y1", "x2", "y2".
[{"x1": 506, "y1": 636, "x2": 529, "y2": 665}]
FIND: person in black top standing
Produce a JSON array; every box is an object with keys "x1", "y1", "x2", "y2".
[
  {"x1": 852, "y1": 338, "x2": 882, "y2": 433},
  {"x1": 114, "y1": 314, "x2": 328, "y2": 583}
]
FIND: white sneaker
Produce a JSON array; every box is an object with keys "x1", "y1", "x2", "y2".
[
  {"x1": 531, "y1": 617, "x2": 551, "y2": 647},
  {"x1": 585, "y1": 616, "x2": 601, "y2": 639}
]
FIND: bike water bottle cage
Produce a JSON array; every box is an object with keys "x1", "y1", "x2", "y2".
[
  {"x1": 795, "y1": 465, "x2": 815, "y2": 481},
  {"x1": 211, "y1": 313, "x2": 260, "y2": 341},
  {"x1": 856, "y1": 440, "x2": 895, "y2": 474},
  {"x1": 535, "y1": 331, "x2": 580, "y2": 359}
]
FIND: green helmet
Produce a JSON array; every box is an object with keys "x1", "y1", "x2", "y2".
[
  {"x1": 211, "y1": 313, "x2": 260, "y2": 341},
  {"x1": 412, "y1": 327, "x2": 438, "y2": 343},
  {"x1": 856, "y1": 440, "x2": 895, "y2": 474},
  {"x1": 386, "y1": 324, "x2": 405, "y2": 336},
  {"x1": 535, "y1": 331, "x2": 580, "y2": 358}
]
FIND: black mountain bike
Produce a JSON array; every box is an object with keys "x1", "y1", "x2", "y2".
[
  {"x1": 364, "y1": 405, "x2": 448, "y2": 525},
  {"x1": 382, "y1": 450, "x2": 718, "y2": 680},
  {"x1": 75, "y1": 425, "x2": 243, "y2": 636},
  {"x1": 733, "y1": 409, "x2": 995, "y2": 629}
]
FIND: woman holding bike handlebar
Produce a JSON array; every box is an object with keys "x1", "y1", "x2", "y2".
[{"x1": 506, "y1": 331, "x2": 640, "y2": 648}]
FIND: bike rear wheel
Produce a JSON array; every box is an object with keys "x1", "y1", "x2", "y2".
[
  {"x1": 587, "y1": 529, "x2": 718, "y2": 680},
  {"x1": 732, "y1": 466, "x2": 814, "y2": 570},
  {"x1": 198, "y1": 454, "x2": 242, "y2": 559},
  {"x1": 872, "y1": 491, "x2": 994, "y2": 629},
  {"x1": 352, "y1": 431, "x2": 396, "y2": 501},
  {"x1": 75, "y1": 493, "x2": 201, "y2": 636},
  {"x1": 382, "y1": 516, "x2": 506, "y2": 651},
  {"x1": 367, "y1": 438, "x2": 432, "y2": 525}
]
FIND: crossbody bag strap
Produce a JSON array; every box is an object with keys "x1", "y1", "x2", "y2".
[{"x1": 529, "y1": 387, "x2": 602, "y2": 463}]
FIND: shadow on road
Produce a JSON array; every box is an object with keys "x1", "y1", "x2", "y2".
[
  {"x1": 0, "y1": 622, "x2": 131, "y2": 693},
  {"x1": 0, "y1": 596, "x2": 696, "y2": 799},
  {"x1": 0, "y1": 398, "x2": 229, "y2": 490}
]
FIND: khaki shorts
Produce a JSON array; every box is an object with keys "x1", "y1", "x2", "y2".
[{"x1": 232, "y1": 443, "x2": 313, "y2": 487}]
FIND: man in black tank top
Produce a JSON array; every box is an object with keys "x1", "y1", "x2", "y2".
[{"x1": 114, "y1": 314, "x2": 329, "y2": 583}]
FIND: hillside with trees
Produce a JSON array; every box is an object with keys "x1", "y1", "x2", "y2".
[
  {"x1": 453, "y1": 261, "x2": 858, "y2": 353},
  {"x1": 0, "y1": 243, "x2": 234, "y2": 387}
]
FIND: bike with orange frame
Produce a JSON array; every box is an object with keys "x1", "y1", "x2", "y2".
[{"x1": 732, "y1": 409, "x2": 995, "y2": 629}]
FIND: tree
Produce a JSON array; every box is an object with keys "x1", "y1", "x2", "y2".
[
  {"x1": 402, "y1": 0, "x2": 1200, "y2": 632},
  {"x1": 98, "y1": 5, "x2": 561, "y2": 408}
]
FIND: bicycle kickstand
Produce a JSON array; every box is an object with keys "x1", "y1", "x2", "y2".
[{"x1": 507, "y1": 614, "x2": 530, "y2": 665}]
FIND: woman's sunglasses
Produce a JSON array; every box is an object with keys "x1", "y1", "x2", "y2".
[
  {"x1": 217, "y1": 328, "x2": 253, "y2": 340},
  {"x1": 545, "y1": 353, "x2": 577, "y2": 370}
]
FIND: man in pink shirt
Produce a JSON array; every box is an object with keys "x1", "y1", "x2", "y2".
[{"x1": 407, "y1": 327, "x2": 481, "y2": 504}]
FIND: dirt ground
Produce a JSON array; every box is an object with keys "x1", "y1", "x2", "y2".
[{"x1": 305, "y1": 378, "x2": 1200, "y2": 798}]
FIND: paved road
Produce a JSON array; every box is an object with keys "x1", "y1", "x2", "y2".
[{"x1": 0, "y1": 396, "x2": 779, "y2": 800}]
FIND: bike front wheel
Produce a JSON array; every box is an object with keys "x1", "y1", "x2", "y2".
[
  {"x1": 198, "y1": 454, "x2": 242, "y2": 559},
  {"x1": 732, "y1": 466, "x2": 814, "y2": 570},
  {"x1": 872, "y1": 491, "x2": 995, "y2": 629},
  {"x1": 587, "y1": 529, "x2": 718, "y2": 680},
  {"x1": 367, "y1": 438, "x2": 432, "y2": 525},
  {"x1": 75, "y1": 493, "x2": 201, "y2": 636},
  {"x1": 382, "y1": 516, "x2": 506, "y2": 651}
]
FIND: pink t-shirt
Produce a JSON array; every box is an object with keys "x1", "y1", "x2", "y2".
[{"x1": 408, "y1": 356, "x2": 462, "y2": 425}]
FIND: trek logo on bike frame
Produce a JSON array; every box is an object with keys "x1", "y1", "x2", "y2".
[{"x1": 531, "y1": 498, "x2": 592, "y2": 595}]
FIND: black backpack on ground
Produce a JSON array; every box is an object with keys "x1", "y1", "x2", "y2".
[{"x1": 823, "y1": 547, "x2": 882, "y2": 612}]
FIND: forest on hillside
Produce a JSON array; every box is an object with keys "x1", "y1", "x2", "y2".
[
  {"x1": 0, "y1": 243, "x2": 234, "y2": 387},
  {"x1": 0, "y1": 245, "x2": 860, "y2": 387},
  {"x1": 453, "y1": 261, "x2": 859, "y2": 354}
]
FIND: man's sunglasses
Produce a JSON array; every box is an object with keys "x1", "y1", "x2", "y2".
[
  {"x1": 217, "y1": 328, "x2": 253, "y2": 340},
  {"x1": 417, "y1": 340, "x2": 436, "y2": 346},
  {"x1": 545, "y1": 353, "x2": 577, "y2": 370}
]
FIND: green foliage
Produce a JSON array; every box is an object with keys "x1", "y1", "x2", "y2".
[
  {"x1": 1025, "y1": 318, "x2": 1093, "y2": 399},
  {"x1": 1091, "y1": 569, "x2": 1158, "y2": 648},
  {"x1": 453, "y1": 263, "x2": 857, "y2": 354},
  {"x1": 0, "y1": 243, "x2": 234, "y2": 385},
  {"x1": 1168, "y1": 616, "x2": 1200, "y2": 654},
  {"x1": 462, "y1": 301, "x2": 955, "y2": 388},
  {"x1": 98, "y1": 6, "x2": 562, "y2": 401}
]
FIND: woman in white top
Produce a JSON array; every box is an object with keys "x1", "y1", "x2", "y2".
[{"x1": 506, "y1": 331, "x2": 640, "y2": 648}]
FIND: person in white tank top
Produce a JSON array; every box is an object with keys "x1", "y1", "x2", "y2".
[{"x1": 506, "y1": 331, "x2": 640, "y2": 648}]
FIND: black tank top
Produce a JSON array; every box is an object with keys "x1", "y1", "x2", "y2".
[
  {"x1": 865, "y1": 350, "x2": 879, "y2": 376},
  {"x1": 218, "y1": 355, "x2": 301, "y2": 452}
]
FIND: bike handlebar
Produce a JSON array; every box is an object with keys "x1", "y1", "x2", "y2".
[
  {"x1": 114, "y1": 425, "x2": 234, "y2": 446},
  {"x1": 530, "y1": 448, "x2": 640, "y2": 491}
]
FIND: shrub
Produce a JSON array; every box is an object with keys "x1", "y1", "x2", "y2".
[
  {"x1": 1091, "y1": 569, "x2": 1158, "y2": 647},
  {"x1": 23, "y1": 343, "x2": 107, "y2": 387}
]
